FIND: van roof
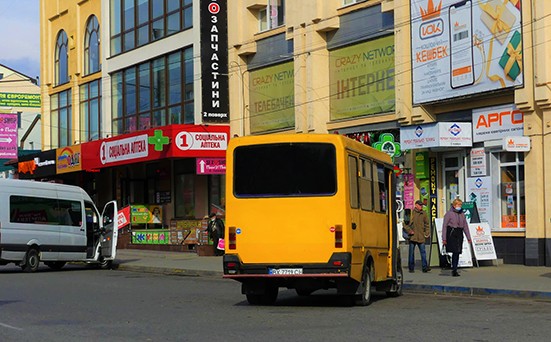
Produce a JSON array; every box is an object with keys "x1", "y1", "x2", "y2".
[{"x1": 0, "y1": 178, "x2": 88, "y2": 196}]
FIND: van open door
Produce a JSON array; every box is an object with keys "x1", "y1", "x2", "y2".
[{"x1": 100, "y1": 201, "x2": 119, "y2": 260}]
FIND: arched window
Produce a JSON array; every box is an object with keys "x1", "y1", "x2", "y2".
[
  {"x1": 84, "y1": 15, "x2": 100, "y2": 75},
  {"x1": 55, "y1": 30, "x2": 69, "y2": 85}
]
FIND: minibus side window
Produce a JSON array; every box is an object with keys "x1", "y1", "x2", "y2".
[
  {"x1": 359, "y1": 158, "x2": 373, "y2": 211},
  {"x1": 372, "y1": 163, "x2": 388, "y2": 213},
  {"x1": 348, "y1": 156, "x2": 359, "y2": 209}
]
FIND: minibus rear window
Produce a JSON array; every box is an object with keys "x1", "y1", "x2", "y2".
[{"x1": 233, "y1": 143, "x2": 337, "y2": 197}]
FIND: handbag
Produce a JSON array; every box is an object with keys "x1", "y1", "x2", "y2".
[
  {"x1": 402, "y1": 228, "x2": 410, "y2": 240},
  {"x1": 217, "y1": 238, "x2": 225, "y2": 250}
]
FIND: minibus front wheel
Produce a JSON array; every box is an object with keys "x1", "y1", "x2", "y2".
[{"x1": 22, "y1": 248, "x2": 40, "y2": 273}]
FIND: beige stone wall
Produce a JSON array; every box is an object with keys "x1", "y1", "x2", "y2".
[{"x1": 40, "y1": 0, "x2": 101, "y2": 149}]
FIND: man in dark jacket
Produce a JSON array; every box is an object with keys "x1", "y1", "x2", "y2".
[{"x1": 405, "y1": 200, "x2": 431, "y2": 273}]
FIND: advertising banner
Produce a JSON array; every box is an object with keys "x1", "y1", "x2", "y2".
[
  {"x1": 56, "y1": 145, "x2": 82, "y2": 174},
  {"x1": 200, "y1": 0, "x2": 229, "y2": 123},
  {"x1": 469, "y1": 147, "x2": 487, "y2": 176},
  {"x1": 466, "y1": 177, "x2": 494, "y2": 222},
  {"x1": 249, "y1": 62, "x2": 295, "y2": 133},
  {"x1": 196, "y1": 158, "x2": 226, "y2": 175},
  {"x1": 0, "y1": 113, "x2": 18, "y2": 159},
  {"x1": 467, "y1": 222, "x2": 497, "y2": 261},
  {"x1": 472, "y1": 104, "x2": 524, "y2": 142},
  {"x1": 0, "y1": 92, "x2": 41, "y2": 108},
  {"x1": 81, "y1": 124, "x2": 229, "y2": 170},
  {"x1": 401, "y1": 122, "x2": 472, "y2": 149},
  {"x1": 411, "y1": 0, "x2": 523, "y2": 104},
  {"x1": 329, "y1": 35, "x2": 395, "y2": 120}
]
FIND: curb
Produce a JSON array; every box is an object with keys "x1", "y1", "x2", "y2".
[{"x1": 404, "y1": 284, "x2": 551, "y2": 301}]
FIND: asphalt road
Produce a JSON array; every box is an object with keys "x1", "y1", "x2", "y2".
[{"x1": 1, "y1": 265, "x2": 550, "y2": 341}]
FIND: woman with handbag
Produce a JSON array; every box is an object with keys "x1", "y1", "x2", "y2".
[
  {"x1": 442, "y1": 198, "x2": 472, "y2": 277},
  {"x1": 207, "y1": 212, "x2": 225, "y2": 256}
]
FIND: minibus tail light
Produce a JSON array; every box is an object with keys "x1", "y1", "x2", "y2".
[
  {"x1": 335, "y1": 225, "x2": 343, "y2": 248},
  {"x1": 229, "y1": 227, "x2": 236, "y2": 250}
]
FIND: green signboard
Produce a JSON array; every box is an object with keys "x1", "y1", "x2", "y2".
[
  {"x1": 0, "y1": 92, "x2": 41, "y2": 108},
  {"x1": 415, "y1": 152, "x2": 429, "y2": 179},
  {"x1": 329, "y1": 35, "x2": 395, "y2": 120},
  {"x1": 249, "y1": 62, "x2": 295, "y2": 133}
]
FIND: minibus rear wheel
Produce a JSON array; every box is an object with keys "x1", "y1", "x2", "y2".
[
  {"x1": 246, "y1": 285, "x2": 278, "y2": 305},
  {"x1": 22, "y1": 248, "x2": 40, "y2": 273},
  {"x1": 355, "y1": 263, "x2": 372, "y2": 306}
]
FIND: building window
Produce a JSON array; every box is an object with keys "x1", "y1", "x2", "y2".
[
  {"x1": 111, "y1": 46, "x2": 194, "y2": 135},
  {"x1": 84, "y1": 15, "x2": 101, "y2": 75},
  {"x1": 50, "y1": 89, "x2": 72, "y2": 148},
  {"x1": 110, "y1": 0, "x2": 193, "y2": 56},
  {"x1": 80, "y1": 79, "x2": 101, "y2": 142},
  {"x1": 493, "y1": 152, "x2": 525, "y2": 230},
  {"x1": 343, "y1": 0, "x2": 366, "y2": 6},
  {"x1": 259, "y1": 0, "x2": 285, "y2": 31},
  {"x1": 55, "y1": 30, "x2": 69, "y2": 86}
]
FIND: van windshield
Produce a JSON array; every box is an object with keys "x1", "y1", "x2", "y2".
[{"x1": 233, "y1": 143, "x2": 337, "y2": 197}]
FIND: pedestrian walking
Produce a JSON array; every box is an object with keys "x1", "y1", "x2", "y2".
[
  {"x1": 442, "y1": 198, "x2": 472, "y2": 277},
  {"x1": 207, "y1": 212, "x2": 225, "y2": 256},
  {"x1": 405, "y1": 200, "x2": 431, "y2": 273}
]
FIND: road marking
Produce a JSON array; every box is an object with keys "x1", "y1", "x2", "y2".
[{"x1": 0, "y1": 322, "x2": 23, "y2": 331}]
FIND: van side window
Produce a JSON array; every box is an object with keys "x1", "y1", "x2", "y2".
[
  {"x1": 359, "y1": 158, "x2": 373, "y2": 211},
  {"x1": 9, "y1": 195, "x2": 82, "y2": 226}
]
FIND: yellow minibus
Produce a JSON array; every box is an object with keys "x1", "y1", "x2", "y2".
[{"x1": 223, "y1": 134, "x2": 403, "y2": 305}]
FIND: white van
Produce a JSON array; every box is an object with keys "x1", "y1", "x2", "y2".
[{"x1": 0, "y1": 179, "x2": 118, "y2": 272}]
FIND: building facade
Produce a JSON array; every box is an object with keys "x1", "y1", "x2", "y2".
[
  {"x1": 0, "y1": 64, "x2": 41, "y2": 178},
  {"x1": 227, "y1": 0, "x2": 550, "y2": 266},
  {"x1": 36, "y1": 0, "x2": 230, "y2": 239}
]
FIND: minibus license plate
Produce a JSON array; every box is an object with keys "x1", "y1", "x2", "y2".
[{"x1": 269, "y1": 268, "x2": 303, "y2": 275}]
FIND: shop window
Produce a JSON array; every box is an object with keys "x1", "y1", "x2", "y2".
[
  {"x1": 174, "y1": 159, "x2": 195, "y2": 219},
  {"x1": 495, "y1": 152, "x2": 525, "y2": 229},
  {"x1": 209, "y1": 175, "x2": 226, "y2": 213}
]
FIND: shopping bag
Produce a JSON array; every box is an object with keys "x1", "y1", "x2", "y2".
[{"x1": 217, "y1": 238, "x2": 225, "y2": 250}]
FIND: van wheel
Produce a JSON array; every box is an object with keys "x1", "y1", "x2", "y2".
[
  {"x1": 45, "y1": 261, "x2": 66, "y2": 270},
  {"x1": 98, "y1": 256, "x2": 112, "y2": 270},
  {"x1": 387, "y1": 259, "x2": 403, "y2": 297},
  {"x1": 354, "y1": 263, "x2": 372, "y2": 306},
  {"x1": 246, "y1": 286, "x2": 278, "y2": 305},
  {"x1": 22, "y1": 249, "x2": 40, "y2": 273}
]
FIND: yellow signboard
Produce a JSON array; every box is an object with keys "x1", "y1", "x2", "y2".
[
  {"x1": 249, "y1": 62, "x2": 295, "y2": 133},
  {"x1": 329, "y1": 35, "x2": 395, "y2": 120},
  {"x1": 56, "y1": 145, "x2": 82, "y2": 174}
]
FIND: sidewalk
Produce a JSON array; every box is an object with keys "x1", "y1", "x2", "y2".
[{"x1": 113, "y1": 247, "x2": 551, "y2": 301}]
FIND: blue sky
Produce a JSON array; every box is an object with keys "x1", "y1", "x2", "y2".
[{"x1": 0, "y1": 0, "x2": 40, "y2": 80}]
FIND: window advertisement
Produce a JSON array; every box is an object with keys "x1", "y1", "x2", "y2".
[
  {"x1": 472, "y1": 104, "x2": 524, "y2": 142},
  {"x1": 249, "y1": 62, "x2": 295, "y2": 133},
  {"x1": 329, "y1": 35, "x2": 395, "y2": 120},
  {"x1": 466, "y1": 176, "x2": 493, "y2": 223},
  {"x1": 411, "y1": 0, "x2": 523, "y2": 104}
]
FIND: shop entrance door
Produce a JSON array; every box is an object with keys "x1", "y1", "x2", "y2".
[{"x1": 442, "y1": 152, "x2": 466, "y2": 211}]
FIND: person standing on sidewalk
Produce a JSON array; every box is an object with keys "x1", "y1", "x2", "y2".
[
  {"x1": 442, "y1": 198, "x2": 472, "y2": 277},
  {"x1": 207, "y1": 213, "x2": 225, "y2": 256},
  {"x1": 405, "y1": 200, "x2": 431, "y2": 273}
]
